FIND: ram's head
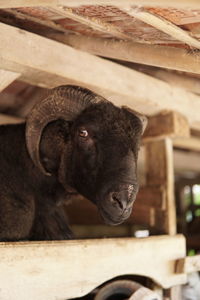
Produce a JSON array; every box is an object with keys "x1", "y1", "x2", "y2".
[{"x1": 26, "y1": 85, "x2": 147, "y2": 225}]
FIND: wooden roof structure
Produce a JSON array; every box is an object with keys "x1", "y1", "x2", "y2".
[{"x1": 1, "y1": 0, "x2": 200, "y2": 130}]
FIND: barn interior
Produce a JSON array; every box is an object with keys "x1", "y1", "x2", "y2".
[{"x1": 1, "y1": 1, "x2": 200, "y2": 300}]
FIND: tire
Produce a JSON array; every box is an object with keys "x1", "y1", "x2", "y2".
[{"x1": 94, "y1": 280, "x2": 160, "y2": 300}]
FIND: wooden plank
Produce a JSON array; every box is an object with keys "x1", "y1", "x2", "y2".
[
  {"x1": 122, "y1": 8, "x2": 200, "y2": 49},
  {"x1": 1, "y1": 0, "x2": 200, "y2": 9},
  {"x1": 0, "y1": 235, "x2": 186, "y2": 299},
  {"x1": 167, "y1": 286, "x2": 182, "y2": 300},
  {"x1": 145, "y1": 138, "x2": 176, "y2": 235},
  {"x1": 71, "y1": 224, "x2": 133, "y2": 238},
  {"x1": 0, "y1": 69, "x2": 20, "y2": 92},
  {"x1": 2, "y1": 24, "x2": 200, "y2": 131},
  {"x1": 174, "y1": 150, "x2": 200, "y2": 174},
  {"x1": 58, "y1": 34, "x2": 200, "y2": 75},
  {"x1": 131, "y1": 66, "x2": 200, "y2": 95},
  {"x1": 173, "y1": 137, "x2": 200, "y2": 152},
  {"x1": 0, "y1": 114, "x2": 23, "y2": 125},
  {"x1": 143, "y1": 110, "x2": 190, "y2": 139},
  {"x1": 176, "y1": 255, "x2": 200, "y2": 273}
]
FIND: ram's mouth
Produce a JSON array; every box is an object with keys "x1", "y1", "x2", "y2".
[{"x1": 99, "y1": 206, "x2": 130, "y2": 226}]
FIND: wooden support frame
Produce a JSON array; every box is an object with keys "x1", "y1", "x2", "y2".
[
  {"x1": 0, "y1": 235, "x2": 186, "y2": 300},
  {"x1": 59, "y1": 34, "x2": 200, "y2": 75},
  {"x1": 145, "y1": 138, "x2": 176, "y2": 235},
  {"x1": 1, "y1": 0, "x2": 200, "y2": 9},
  {"x1": 144, "y1": 110, "x2": 190, "y2": 140},
  {"x1": 176, "y1": 255, "x2": 200, "y2": 273},
  {"x1": 135, "y1": 67, "x2": 200, "y2": 95},
  {"x1": 2, "y1": 23, "x2": 200, "y2": 131},
  {"x1": 0, "y1": 69, "x2": 20, "y2": 92}
]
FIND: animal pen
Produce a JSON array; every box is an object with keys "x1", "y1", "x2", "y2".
[{"x1": 1, "y1": 0, "x2": 200, "y2": 299}]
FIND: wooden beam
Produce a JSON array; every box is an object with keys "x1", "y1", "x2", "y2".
[
  {"x1": 0, "y1": 235, "x2": 186, "y2": 299},
  {"x1": 174, "y1": 150, "x2": 200, "y2": 174},
  {"x1": 134, "y1": 67, "x2": 200, "y2": 95},
  {"x1": 122, "y1": 8, "x2": 200, "y2": 49},
  {"x1": 57, "y1": 34, "x2": 200, "y2": 74},
  {"x1": 3, "y1": 23, "x2": 200, "y2": 131},
  {"x1": 0, "y1": 69, "x2": 20, "y2": 92},
  {"x1": 173, "y1": 136, "x2": 200, "y2": 152},
  {"x1": 0, "y1": 114, "x2": 23, "y2": 125},
  {"x1": 176, "y1": 255, "x2": 200, "y2": 273},
  {"x1": 143, "y1": 110, "x2": 190, "y2": 140},
  {"x1": 0, "y1": 0, "x2": 200, "y2": 9},
  {"x1": 145, "y1": 138, "x2": 176, "y2": 235}
]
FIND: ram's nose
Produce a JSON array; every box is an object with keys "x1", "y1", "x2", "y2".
[{"x1": 108, "y1": 190, "x2": 130, "y2": 212}]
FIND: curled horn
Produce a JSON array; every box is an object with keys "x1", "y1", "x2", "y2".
[{"x1": 26, "y1": 85, "x2": 106, "y2": 176}]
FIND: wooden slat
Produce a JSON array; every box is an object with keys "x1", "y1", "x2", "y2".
[
  {"x1": 0, "y1": 69, "x2": 20, "y2": 92},
  {"x1": 173, "y1": 137, "x2": 200, "y2": 152},
  {"x1": 122, "y1": 8, "x2": 200, "y2": 49},
  {"x1": 143, "y1": 110, "x2": 190, "y2": 140},
  {"x1": 0, "y1": 235, "x2": 186, "y2": 299},
  {"x1": 0, "y1": 0, "x2": 200, "y2": 9},
  {"x1": 0, "y1": 114, "x2": 24, "y2": 125},
  {"x1": 145, "y1": 138, "x2": 176, "y2": 235},
  {"x1": 59, "y1": 34, "x2": 200, "y2": 75},
  {"x1": 138, "y1": 67, "x2": 200, "y2": 95},
  {"x1": 176, "y1": 255, "x2": 200, "y2": 273},
  {"x1": 2, "y1": 24, "x2": 200, "y2": 131},
  {"x1": 174, "y1": 150, "x2": 200, "y2": 174}
]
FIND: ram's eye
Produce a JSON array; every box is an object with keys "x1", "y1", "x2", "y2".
[{"x1": 79, "y1": 129, "x2": 88, "y2": 138}]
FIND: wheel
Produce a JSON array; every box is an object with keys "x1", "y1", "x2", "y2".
[{"x1": 94, "y1": 280, "x2": 160, "y2": 300}]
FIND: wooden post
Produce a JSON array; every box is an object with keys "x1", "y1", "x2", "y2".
[
  {"x1": 0, "y1": 69, "x2": 20, "y2": 92},
  {"x1": 145, "y1": 138, "x2": 176, "y2": 235}
]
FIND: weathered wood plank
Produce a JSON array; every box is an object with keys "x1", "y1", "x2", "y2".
[
  {"x1": 173, "y1": 137, "x2": 200, "y2": 152},
  {"x1": 144, "y1": 110, "x2": 190, "y2": 139},
  {"x1": 0, "y1": 235, "x2": 186, "y2": 300},
  {"x1": 2, "y1": 23, "x2": 200, "y2": 130},
  {"x1": 176, "y1": 255, "x2": 200, "y2": 273},
  {"x1": 0, "y1": 0, "x2": 200, "y2": 9},
  {"x1": 0, "y1": 69, "x2": 20, "y2": 92},
  {"x1": 58, "y1": 34, "x2": 200, "y2": 75},
  {"x1": 145, "y1": 138, "x2": 176, "y2": 235},
  {"x1": 138, "y1": 67, "x2": 200, "y2": 95}
]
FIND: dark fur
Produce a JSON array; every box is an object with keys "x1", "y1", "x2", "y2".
[{"x1": 0, "y1": 102, "x2": 143, "y2": 241}]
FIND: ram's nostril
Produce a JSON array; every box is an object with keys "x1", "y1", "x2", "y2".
[{"x1": 110, "y1": 192, "x2": 124, "y2": 210}]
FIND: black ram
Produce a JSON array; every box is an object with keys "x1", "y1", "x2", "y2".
[{"x1": 0, "y1": 85, "x2": 147, "y2": 241}]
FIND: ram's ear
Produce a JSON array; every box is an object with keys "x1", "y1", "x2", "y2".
[
  {"x1": 39, "y1": 120, "x2": 70, "y2": 174},
  {"x1": 122, "y1": 106, "x2": 148, "y2": 135}
]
